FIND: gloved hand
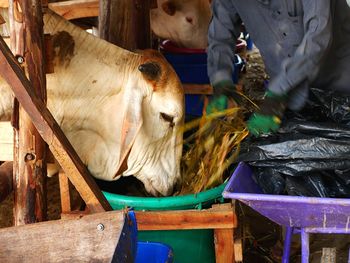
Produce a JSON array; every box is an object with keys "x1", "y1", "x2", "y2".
[
  {"x1": 247, "y1": 90, "x2": 287, "y2": 137},
  {"x1": 206, "y1": 80, "x2": 241, "y2": 115}
]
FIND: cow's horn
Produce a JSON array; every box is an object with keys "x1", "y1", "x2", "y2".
[{"x1": 138, "y1": 62, "x2": 161, "y2": 81}]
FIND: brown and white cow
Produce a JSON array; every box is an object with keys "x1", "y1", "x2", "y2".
[
  {"x1": 150, "y1": 0, "x2": 212, "y2": 49},
  {"x1": 0, "y1": 10, "x2": 184, "y2": 196}
]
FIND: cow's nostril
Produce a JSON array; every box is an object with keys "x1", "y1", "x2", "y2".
[{"x1": 160, "y1": 112, "x2": 174, "y2": 127}]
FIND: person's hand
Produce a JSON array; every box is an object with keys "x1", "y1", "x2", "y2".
[
  {"x1": 206, "y1": 94, "x2": 229, "y2": 114},
  {"x1": 206, "y1": 80, "x2": 241, "y2": 115},
  {"x1": 247, "y1": 90, "x2": 287, "y2": 137}
]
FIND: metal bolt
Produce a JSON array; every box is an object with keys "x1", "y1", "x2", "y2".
[
  {"x1": 97, "y1": 223, "x2": 105, "y2": 231},
  {"x1": 17, "y1": 56, "x2": 24, "y2": 64},
  {"x1": 24, "y1": 153, "x2": 35, "y2": 162}
]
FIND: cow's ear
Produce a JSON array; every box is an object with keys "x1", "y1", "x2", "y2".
[
  {"x1": 139, "y1": 62, "x2": 161, "y2": 81},
  {"x1": 161, "y1": 1, "x2": 177, "y2": 16}
]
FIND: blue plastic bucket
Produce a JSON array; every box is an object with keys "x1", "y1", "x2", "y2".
[{"x1": 135, "y1": 242, "x2": 174, "y2": 263}]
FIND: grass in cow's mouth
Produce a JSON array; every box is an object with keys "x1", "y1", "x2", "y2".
[{"x1": 177, "y1": 107, "x2": 249, "y2": 195}]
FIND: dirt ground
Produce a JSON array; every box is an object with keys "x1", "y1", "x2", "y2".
[{"x1": 1, "y1": 47, "x2": 350, "y2": 263}]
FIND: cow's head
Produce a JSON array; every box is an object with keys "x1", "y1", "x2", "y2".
[
  {"x1": 115, "y1": 50, "x2": 184, "y2": 196},
  {"x1": 41, "y1": 10, "x2": 185, "y2": 197},
  {"x1": 150, "y1": 0, "x2": 212, "y2": 49}
]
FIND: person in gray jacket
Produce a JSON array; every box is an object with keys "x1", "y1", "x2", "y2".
[{"x1": 206, "y1": 0, "x2": 350, "y2": 136}]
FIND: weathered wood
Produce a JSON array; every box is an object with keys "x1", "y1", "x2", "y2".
[
  {"x1": 183, "y1": 84, "x2": 213, "y2": 95},
  {"x1": 135, "y1": 207, "x2": 236, "y2": 231},
  {"x1": 99, "y1": 0, "x2": 152, "y2": 50},
  {"x1": 62, "y1": 204, "x2": 236, "y2": 230},
  {"x1": 0, "y1": 36, "x2": 111, "y2": 213},
  {"x1": 48, "y1": 0, "x2": 98, "y2": 20},
  {"x1": 9, "y1": 0, "x2": 48, "y2": 225},
  {"x1": 0, "y1": 211, "x2": 128, "y2": 263},
  {"x1": 58, "y1": 171, "x2": 73, "y2": 213},
  {"x1": 214, "y1": 228, "x2": 235, "y2": 263},
  {"x1": 11, "y1": 0, "x2": 47, "y2": 225}
]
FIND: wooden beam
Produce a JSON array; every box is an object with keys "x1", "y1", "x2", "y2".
[
  {"x1": 0, "y1": 36, "x2": 111, "y2": 213},
  {"x1": 99, "y1": 0, "x2": 152, "y2": 50},
  {"x1": 0, "y1": 211, "x2": 130, "y2": 262},
  {"x1": 135, "y1": 207, "x2": 236, "y2": 231},
  {"x1": 62, "y1": 204, "x2": 236, "y2": 230},
  {"x1": 183, "y1": 84, "x2": 213, "y2": 95},
  {"x1": 214, "y1": 228, "x2": 235, "y2": 263},
  {"x1": 48, "y1": 0, "x2": 99, "y2": 20}
]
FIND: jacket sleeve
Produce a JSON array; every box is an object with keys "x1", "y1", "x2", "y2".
[
  {"x1": 268, "y1": 0, "x2": 333, "y2": 95},
  {"x1": 207, "y1": 0, "x2": 242, "y2": 86}
]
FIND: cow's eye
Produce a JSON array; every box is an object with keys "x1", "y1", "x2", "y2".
[
  {"x1": 186, "y1": 17, "x2": 193, "y2": 24},
  {"x1": 160, "y1": 112, "x2": 174, "y2": 127}
]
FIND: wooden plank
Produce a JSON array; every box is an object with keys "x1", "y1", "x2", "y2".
[
  {"x1": 214, "y1": 228, "x2": 235, "y2": 263},
  {"x1": 48, "y1": 0, "x2": 99, "y2": 20},
  {"x1": 0, "y1": 36, "x2": 111, "y2": 213},
  {"x1": 0, "y1": 211, "x2": 128, "y2": 262},
  {"x1": 183, "y1": 84, "x2": 213, "y2": 95},
  {"x1": 61, "y1": 207, "x2": 236, "y2": 230},
  {"x1": 135, "y1": 208, "x2": 236, "y2": 230}
]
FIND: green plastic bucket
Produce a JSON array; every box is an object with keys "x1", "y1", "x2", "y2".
[{"x1": 103, "y1": 182, "x2": 227, "y2": 263}]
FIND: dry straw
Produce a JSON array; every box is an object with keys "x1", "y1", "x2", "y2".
[{"x1": 178, "y1": 106, "x2": 249, "y2": 195}]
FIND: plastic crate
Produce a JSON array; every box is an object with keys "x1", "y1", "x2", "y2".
[{"x1": 161, "y1": 40, "x2": 245, "y2": 117}]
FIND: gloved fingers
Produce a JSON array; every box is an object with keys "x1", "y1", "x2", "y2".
[
  {"x1": 247, "y1": 113, "x2": 281, "y2": 137},
  {"x1": 206, "y1": 95, "x2": 228, "y2": 115}
]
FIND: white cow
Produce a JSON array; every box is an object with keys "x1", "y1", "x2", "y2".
[
  {"x1": 150, "y1": 0, "x2": 212, "y2": 49},
  {"x1": 0, "y1": 10, "x2": 184, "y2": 196}
]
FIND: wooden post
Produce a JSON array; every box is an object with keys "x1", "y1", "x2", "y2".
[
  {"x1": 9, "y1": 0, "x2": 48, "y2": 225},
  {"x1": 98, "y1": 0, "x2": 152, "y2": 50}
]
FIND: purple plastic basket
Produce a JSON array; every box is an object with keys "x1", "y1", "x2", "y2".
[{"x1": 223, "y1": 162, "x2": 350, "y2": 263}]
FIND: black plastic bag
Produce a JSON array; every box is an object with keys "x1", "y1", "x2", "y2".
[
  {"x1": 239, "y1": 88, "x2": 350, "y2": 198},
  {"x1": 253, "y1": 167, "x2": 285, "y2": 195}
]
